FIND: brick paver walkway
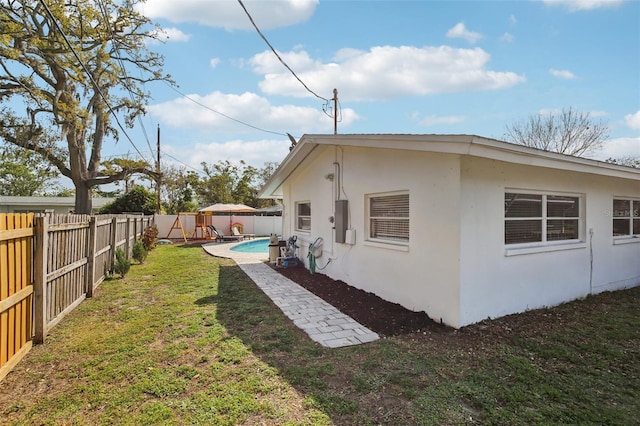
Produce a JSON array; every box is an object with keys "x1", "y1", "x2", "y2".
[{"x1": 202, "y1": 240, "x2": 379, "y2": 348}]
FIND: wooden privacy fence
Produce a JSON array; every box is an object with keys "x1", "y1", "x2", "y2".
[
  {"x1": 0, "y1": 213, "x2": 34, "y2": 383},
  {"x1": 0, "y1": 213, "x2": 153, "y2": 381}
]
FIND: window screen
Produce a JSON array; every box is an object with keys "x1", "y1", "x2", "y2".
[
  {"x1": 296, "y1": 202, "x2": 311, "y2": 231},
  {"x1": 368, "y1": 193, "x2": 409, "y2": 243},
  {"x1": 613, "y1": 199, "x2": 640, "y2": 237},
  {"x1": 505, "y1": 192, "x2": 581, "y2": 245}
]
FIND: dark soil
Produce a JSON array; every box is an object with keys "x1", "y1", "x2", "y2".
[
  {"x1": 272, "y1": 264, "x2": 451, "y2": 336},
  {"x1": 271, "y1": 262, "x2": 639, "y2": 346}
]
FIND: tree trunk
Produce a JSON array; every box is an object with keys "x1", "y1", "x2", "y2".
[{"x1": 74, "y1": 180, "x2": 92, "y2": 214}]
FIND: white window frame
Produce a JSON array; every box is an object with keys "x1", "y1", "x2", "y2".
[
  {"x1": 365, "y1": 191, "x2": 409, "y2": 248},
  {"x1": 295, "y1": 201, "x2": 311, "y2": 232},
  {"x1": 612, "y1": 197, "x2": 640, "y2": 244},
  {"x1": 504, "y1": 190, "x2": 585, "y2": 256}
]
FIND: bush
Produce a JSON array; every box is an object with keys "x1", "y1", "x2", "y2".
[
  {"x1": 99, "y1": 186, "x2": 157, "y2": 215},
  {"x1": 132, "y1": 240, "x2": 147, "y2": 264},
  {"x1": 142, "y1": 224, "x2": 159, "y2": 251},
  {"x1": 113, "y1": 248, "x2": 131, "y2": 278}
]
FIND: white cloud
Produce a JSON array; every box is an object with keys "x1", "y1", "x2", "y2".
[
  {"x1": 251, "y1": 46, "x2": 525, "y2": 101},
  {"x1": 625, "y1": 110, "x2": 640, "y2": 130},
  {"x1": 538, "y1": 108, "x2": 608, "y2": 118},
  {"x1": 147, "y1": 90, "x2": 359, "y2": 133},
  {"x1": 446, "y1": 22, "x2": 483, "y2": 44},
  {"x1": 192, "y1": 139, "x2": 292, "y2": 168},
  {"x1": 550, "y1": 68, "x2": 577, "y2": 79},
  {"x1": 149, "y1": 27, "x2": 190, "y2": 43},
  {"x1": 509, "y1": 14, "x2": 517, "y2": 26},
  {"x1": 209, "y1": 58, "x2": 221, "y2": 69},
  {"x1": 419, "y1": 115, "x2": 466, "y2": 126},
  {"x1": 138, "y1": 0, "x2": 318, "y2": 30},
  {"x1": 500, "y1": 32, "x2": 514, "y2": 43},
  {"x1": 247, "y1": 49, "x2": 318, "y2": 75},
  {"x1": 589, "y1": 110, "x2": 609, "y2": 118},
  {"x1": 593, "y1": 136, "x2": 640, "y2": 160},
  {"x1": 541, "y1": 0, "x2": 626, "y2": 11}
]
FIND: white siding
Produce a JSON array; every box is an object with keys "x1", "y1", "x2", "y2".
[
  {"x1": 284, "y1": 145, "x2": 462, "y2": 327},
  {"x1": 459, "y1": 157, "x2": 640, "y2": 326},
  {"x1": 270, "y1": 135, "x2": 640, "y2": 329}
]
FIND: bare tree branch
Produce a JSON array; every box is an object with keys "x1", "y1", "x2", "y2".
[{"x1": 504, "y1": 107, "x2": 610, "y2": 157}]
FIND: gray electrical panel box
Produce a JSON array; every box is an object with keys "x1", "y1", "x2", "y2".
[{"x1": 335, "y1": 200, "x2": 348, "y2": 243}]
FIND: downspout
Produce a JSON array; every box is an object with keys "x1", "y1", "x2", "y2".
[{"x1": 589, "y1": 227, "x2": 594, "y2": 294}]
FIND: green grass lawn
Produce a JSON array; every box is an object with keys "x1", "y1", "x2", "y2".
[{"x1": 0, "y1": 244, "x2": 638, "y2": 425}]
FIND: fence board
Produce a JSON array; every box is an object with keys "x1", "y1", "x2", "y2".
[
  {"x1": 3, "y1": 213, "x2": 152, "y2": 379},
  {"x1": 0, "y1": 213, "x2": 34, "y2": 381},
  {"x1": 1, "y1": 215, "x2": 8, "y2": 367}
]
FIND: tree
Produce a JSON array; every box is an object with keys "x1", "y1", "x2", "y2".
[
  {"x1": 0, "y1": 0, "x2": 171, "y2": 213},
  {"x1": 160, "y1": 165, "x2": 200, "y2": 214},
  {"x1": 98, "y1": 186, "x2": 156, "y2": 215},
  {"x1": 178, "y1": 160, "x2": 280, "y2": 209},
  {"x1": 605, "y1": 155, "x2": 639, "y2": 168},
  {"x1": 192, "y1": 160, "x2": 281, "y2": 208},
  {"x1": 504, "y1": 107, "x2": 609, "y2": 157},
  {"x1": 256, "y1": 161, "x2": 279, "y2": 187},
  {"x1": 255, "y1": 161, "x2": 280, "y2": 208},
  {"x1": 0, "y1": 143, "x2": 60, "y2": 195}
]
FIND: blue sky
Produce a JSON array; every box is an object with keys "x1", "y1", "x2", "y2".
[{"x1": 117, "y1": 0, "x2": 639, "y2": 173}]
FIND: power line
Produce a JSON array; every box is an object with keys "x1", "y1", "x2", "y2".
[
  {"x1": 237, "y1": 0, "x2": 330, "y2": 103},
  {"x1": 161, "y1": 151, "x2": 206, "y2": 175},
  {"x1": 95, "y1": 0, "x2": 156, "y2": 161},
  {"x1": 38, "y1": 0, "x2": 150, "y2": 164},
  {"x1": 163, "y1": 81, "x2": 288, "y2": 137}
]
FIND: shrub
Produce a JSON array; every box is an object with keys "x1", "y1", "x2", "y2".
[
  {"x1": 142, "y1": 224, "x2": 159, "y2": 251},
  {"x1": 113, "y1": 248, "x2": 131, "y2": 278},
  {"x1": 132, "y1": 240, "x2": 147, "y2": 264},
  {"x1": 98, "y1": 186, "x2": 157, "y2": 215}
]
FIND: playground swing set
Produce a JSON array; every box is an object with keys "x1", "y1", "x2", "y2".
[
  {"x1": 165, "y1": 212, "x2": 247, "y2": 243},
  {"x1": 165, "y1": 212, "x2": 213, "y2": 243}
]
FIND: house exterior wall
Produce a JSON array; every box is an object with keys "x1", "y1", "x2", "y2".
[
  {"x1": 459, "y1": 157, "x2": 640, "y2": 326},
  {"x1": 283, "y1": 145, "x2": 463, "y2": 327},
  {"x1": 268, "y1": 135, "x2": 640, "y2": 329}
]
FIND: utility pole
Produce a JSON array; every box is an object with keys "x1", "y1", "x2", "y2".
[
  {"x1": 333, "y1": 88, "x2": 338, "y2": 135},
  {"x1": 156, "y1": 124, "x2": 161, "y2": 214}
]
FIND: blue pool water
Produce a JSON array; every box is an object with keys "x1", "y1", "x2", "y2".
[{"x1": 230, "y1": 238, "x2": 269, "y2": 253}]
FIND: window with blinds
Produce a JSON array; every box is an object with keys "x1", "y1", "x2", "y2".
[
  {"x1": 296, "y1": 201, "x2": 311, "y2": 231},
  {"x1": 367, "y1": 192, "x2": 409, "y2": 244},
  {"x1": 505, "y1": 192, "x2": 581, "y2": 245},
  {"x1": 613, "y1": 198, "x2": 640, "y2": 237}
]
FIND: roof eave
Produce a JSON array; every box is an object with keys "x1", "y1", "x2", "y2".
[
  {"x1": 258, "y1": 139, "x2": 320, "y2": 198},
  {"x1": 258, "y1": 134, "x2": 640, "y2": 198}
]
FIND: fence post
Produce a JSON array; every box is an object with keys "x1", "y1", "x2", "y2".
[
  {"x1": 124, "y1": 217, "x2": 131, "y2": 258},
  {"x1": 86, "y1": 217, "x2": 97, "y2": 298},
  {"x1": 109, "y1": 217, "x2": 117, "y2": 272},
  {"x1": 133, "y1": 216, "x2": 138, "y2": 242},
  {"x1": 33, "y1": 216, "x2": 48, "y2": 344}
]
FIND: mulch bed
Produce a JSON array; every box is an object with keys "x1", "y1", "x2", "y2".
[{"x1": 271, "y1": 264, "x2": 451, "y2": 336}]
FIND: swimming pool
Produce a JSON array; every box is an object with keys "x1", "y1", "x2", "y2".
[{"x1": 230, "y1": 238, "x2": 269, "y2": 253}]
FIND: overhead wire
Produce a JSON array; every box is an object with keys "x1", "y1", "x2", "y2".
[
  {"x1": 236, "y1": 0, "x2": 331, "y2": 103},
  {"x1": 161, "y1": 151, "x2": 207, "y2": 175},
  {"x1": 42, "y1": 0, "x2": 323, "y2": 174},
  {"x1": 38, "y1": 0, "x2": 150, "y2": 164},
  {"x1": 163, "y1": 81, "x2": 288, "y2": 137},
  {"x1": 95, "y1": 0, "x2": 156, "y2": 162}
]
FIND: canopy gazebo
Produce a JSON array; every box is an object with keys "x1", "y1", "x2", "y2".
[{"x1": 198, "y1": 203, "x2": 258, "y2": 234}]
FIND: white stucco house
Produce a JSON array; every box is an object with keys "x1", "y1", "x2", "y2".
[{"x1": 259, "y1": 134, "x2": 640, "y2": 328}]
